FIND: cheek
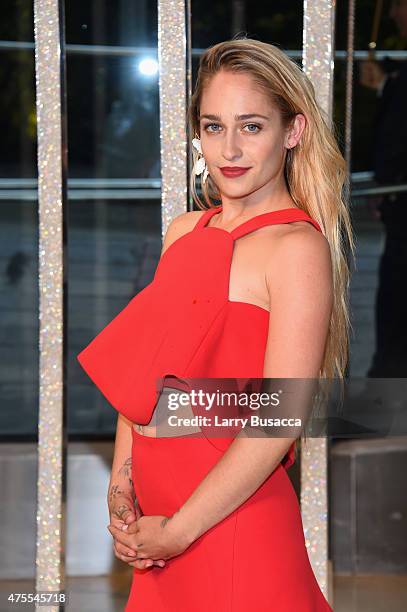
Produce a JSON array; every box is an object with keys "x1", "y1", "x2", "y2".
[
  {"x1": 256, "y1": 142, "x2": 282, "y2": 171},
  {"x1": 200, "y1": 137, "x2": 215, "y2": 159}
]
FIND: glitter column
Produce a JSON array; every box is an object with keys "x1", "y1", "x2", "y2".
[
  {"x1": 302, "y1": 1, "x2": 336, "y2": 605},
  {"x1": 158, "y1": 0, "x2": 191, "y2": 235},
  {"x1": 33, "y1": 0, "x2": 67, "y2": 608}
]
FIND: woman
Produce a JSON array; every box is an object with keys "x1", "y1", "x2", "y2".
[{"x1": 77, "y1": 38, "x2": 354, "y2": 611}]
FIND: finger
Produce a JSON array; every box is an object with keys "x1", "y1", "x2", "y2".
[
  {"x1": 119, "y1": 546, "x2": 166, "y2": 569},
  {"x1": 110, "y1": 496, "x2": 138, "y2": 519},
  {"x1": 112, "y1": 533, "x2": 164, "y2": 567},
  {"x1": 116, "y1": 551, "x2": 146, "y2": 566},
  {"x1": 113, "y1": 507, "x2": 136, "y2": 524},
  {"x1": 107, "y1": 525, "x2": 131, "y2": 547},
  {"x1": 121, "y1": 513, "x2": 137, "y2": 531},
  {"x1": 109, "y1": 512, "x2": 136, "y2": 531},
  {"x1": 108, "y1": 524, "x2": 136, "y2": 548},
  {"x1": 114, "y1": 535, "x2": 146, "y2": 559},
  {"x1": 124, "y1": 512, "x2": 137, "y2": 524},
  {"x1": 134, "y1": 559, "x2": 154, "y2": 569},
  {"x1": 129, "y1": 559, "x2": 165, "y2": 569},
  {"x1": 114, "y1": 541, "x2": 139, "y2": 560},
  {"x1": 109, "y1": 516, "x2": 127, "y2": 529},
  {"x1": 114, "y1": 546, "x2": 138, "y2": 564},
  {"x1": 113, "y1": 543, "x2": 152, "y2": 566},
  {"x1": 123, "y1": 520, "x2": 140, "y2": 535}
]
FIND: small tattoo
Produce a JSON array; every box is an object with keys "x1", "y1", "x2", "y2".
[
  {"x1": 108, "y1": 483, "x2": 125, "y2": 505},
  {"x1": 118, "y1": 457, "x2": 132, "y2": 479},
  {"x1": 114, "y1": 503, "x2": 131, "y2": 520}
]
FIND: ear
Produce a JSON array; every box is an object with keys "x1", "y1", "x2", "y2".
[{"x1": 285, "y1": 113, "x2": 306, "y2": 148}]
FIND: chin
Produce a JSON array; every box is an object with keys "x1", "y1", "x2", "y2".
[
  {"x1": 219, "y1": 181, "x2": 252, "y2": 193},
  {"x1": 221, "y1": 190, "x2": 253, "y2": 200}
]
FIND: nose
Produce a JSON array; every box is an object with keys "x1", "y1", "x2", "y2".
[{"x1": 221, "y1": 129, "x2": 243, "y2": 162}]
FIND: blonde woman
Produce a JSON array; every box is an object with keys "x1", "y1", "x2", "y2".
[{"x1": 78, "y1": 37, "x2": 354, "y2": 611}]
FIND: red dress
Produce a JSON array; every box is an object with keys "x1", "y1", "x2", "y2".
[{"x1": 77, "y1": 205, "x2": 333, "y2": 611}]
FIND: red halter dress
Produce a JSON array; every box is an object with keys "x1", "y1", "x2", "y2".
[{"x1": 77, "y1": 205, "x2": 332, "y2": 611}]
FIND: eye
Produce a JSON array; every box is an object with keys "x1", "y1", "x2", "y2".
[
  {"x1": 203, "y1": 123, "x2": 221, "y2": 132},
  {"x1": 244, "y1": 123, "x2": 262, "y2": 133}
]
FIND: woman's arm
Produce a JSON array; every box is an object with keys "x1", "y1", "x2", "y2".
[
  {"x1": 108, "y1": 415, "x2": 167, "y2": 568},
  {"x1": 169, "y1": 227, "x2": 334, "y2": 545},
  {"x1": 107, "y1": 413, "x2": 137, "y2": 521}
]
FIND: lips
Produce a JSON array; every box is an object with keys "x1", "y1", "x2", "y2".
[{"x1": 220, "y1": 167, "x2": 250, "y2": 177}]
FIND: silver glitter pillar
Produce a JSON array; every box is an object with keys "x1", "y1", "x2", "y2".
[
  {"x1": 158, "y1": 0, "x2": 191, "y2": 235},
  {"x1": 33, "y1": 0, "x2": 67, "y2": 608},
  {"x1": 344, "y1": 0, "x2": 356, "y2": 172},
  {"x1": 302, "y1": 1, "x2": 336, "y2": 605}
]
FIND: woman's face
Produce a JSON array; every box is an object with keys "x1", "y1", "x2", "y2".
[{"x1": 198, "y1": 70, "x2": 304, "y2": 201}]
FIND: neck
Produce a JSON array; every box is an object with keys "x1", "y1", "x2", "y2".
[{"x1": 218, "y1": 182, "x2": 295, "y2": 221}]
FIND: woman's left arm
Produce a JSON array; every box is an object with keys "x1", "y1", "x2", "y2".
[{"x1": 170, "y1": 228, "x2": 334, "y2": 546}]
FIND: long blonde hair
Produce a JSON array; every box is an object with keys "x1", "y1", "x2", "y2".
[{"x1": 188, "y1": 38, "x2": 355, "y2": 383}]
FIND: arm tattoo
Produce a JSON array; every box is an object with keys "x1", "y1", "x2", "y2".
[
  {"x1": 108, "y1": 484, "x2": 134, "y2": 520},
  {"x1": 113, "y1": 503, "x2": 132, "y2": 520},
  {"x1": 108, "y1": 483, "x2": 125, "y2": 506},
  {"x1": 108, "y1": 476, "x2": 137, "y2": 512},
  {"x1": 118, "y1": 456, "x2": 132, "y2": 480}
]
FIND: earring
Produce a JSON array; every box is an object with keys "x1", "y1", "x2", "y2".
[{"x1": 192, "y1": 136, "x2": 209, "y2": 185}]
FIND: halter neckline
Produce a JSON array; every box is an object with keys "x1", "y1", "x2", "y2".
[{"x1": 195, "y1": 205, "x2": 322, "y2": 240}]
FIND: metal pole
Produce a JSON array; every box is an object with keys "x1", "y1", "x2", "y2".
[
  {"x1": 344, "y1": 0, "x2": 356, "y2": 172},
  {"x1": 158, "y1": 0, "x2": 191, "y2": 234},
  {"x1": 302, "y1": 0, "x2": 336, "y2": 605},
  {"x1": 33, "y1": 0, "x2": 68, "y2": 609}
]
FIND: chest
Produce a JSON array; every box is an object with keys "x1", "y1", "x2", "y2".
[{"x1": 154, "y1": 226, "x2": 274, "y2": 314}]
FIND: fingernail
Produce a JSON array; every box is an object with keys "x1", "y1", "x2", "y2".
[{"x1": 145, "y1": 561, "x2": 153, "y2": 567}]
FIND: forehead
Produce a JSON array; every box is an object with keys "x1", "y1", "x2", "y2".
[{"x1": 200, "y1": 71, "x2": 272, "y2": 112}]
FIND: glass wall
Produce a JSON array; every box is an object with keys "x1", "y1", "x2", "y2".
[
  {"x1": 67, "y1": 2, "x2": 162, "y2": 435},
  {"x1": 0, "y1": 2, "x2": 37, "y2": 437},
  {"x1": 0, "y1": 0, "x2": 38, "y2": 592}
]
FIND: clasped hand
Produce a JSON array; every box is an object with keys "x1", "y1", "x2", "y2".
[{"x1": 108, "y1": 513, "x2": 191, "y2": 566}]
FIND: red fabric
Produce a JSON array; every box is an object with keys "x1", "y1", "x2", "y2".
[{"x1": 77, "y1": 206, "x2": 332, "y2": 611}]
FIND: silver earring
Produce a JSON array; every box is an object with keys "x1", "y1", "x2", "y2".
[{"x1": 192, "y1": 136, "x2": 209, "y2": 184}]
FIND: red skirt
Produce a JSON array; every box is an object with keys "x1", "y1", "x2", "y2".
[{"x1": 126, "y1": 427, "x2": 333, "y2": 612}]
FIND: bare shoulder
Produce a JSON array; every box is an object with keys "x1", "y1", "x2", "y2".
[
  {"x1": 161, "y1": 210, "x2": 205, "y2": 255},
  {"x1": 271, "y1": 221, "x2": 331, "y2": 268},
  {"x1": 266, "y1": 222, "x2": 333, "y2": 302}
]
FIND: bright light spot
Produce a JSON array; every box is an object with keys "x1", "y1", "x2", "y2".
[{"x1": 138, "y1": 57, "x2": 158, "y2": 76}]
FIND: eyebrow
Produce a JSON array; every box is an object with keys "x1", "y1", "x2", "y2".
[{"x1": 199, "y1": 113, "x2": 270, "y2": 121}]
